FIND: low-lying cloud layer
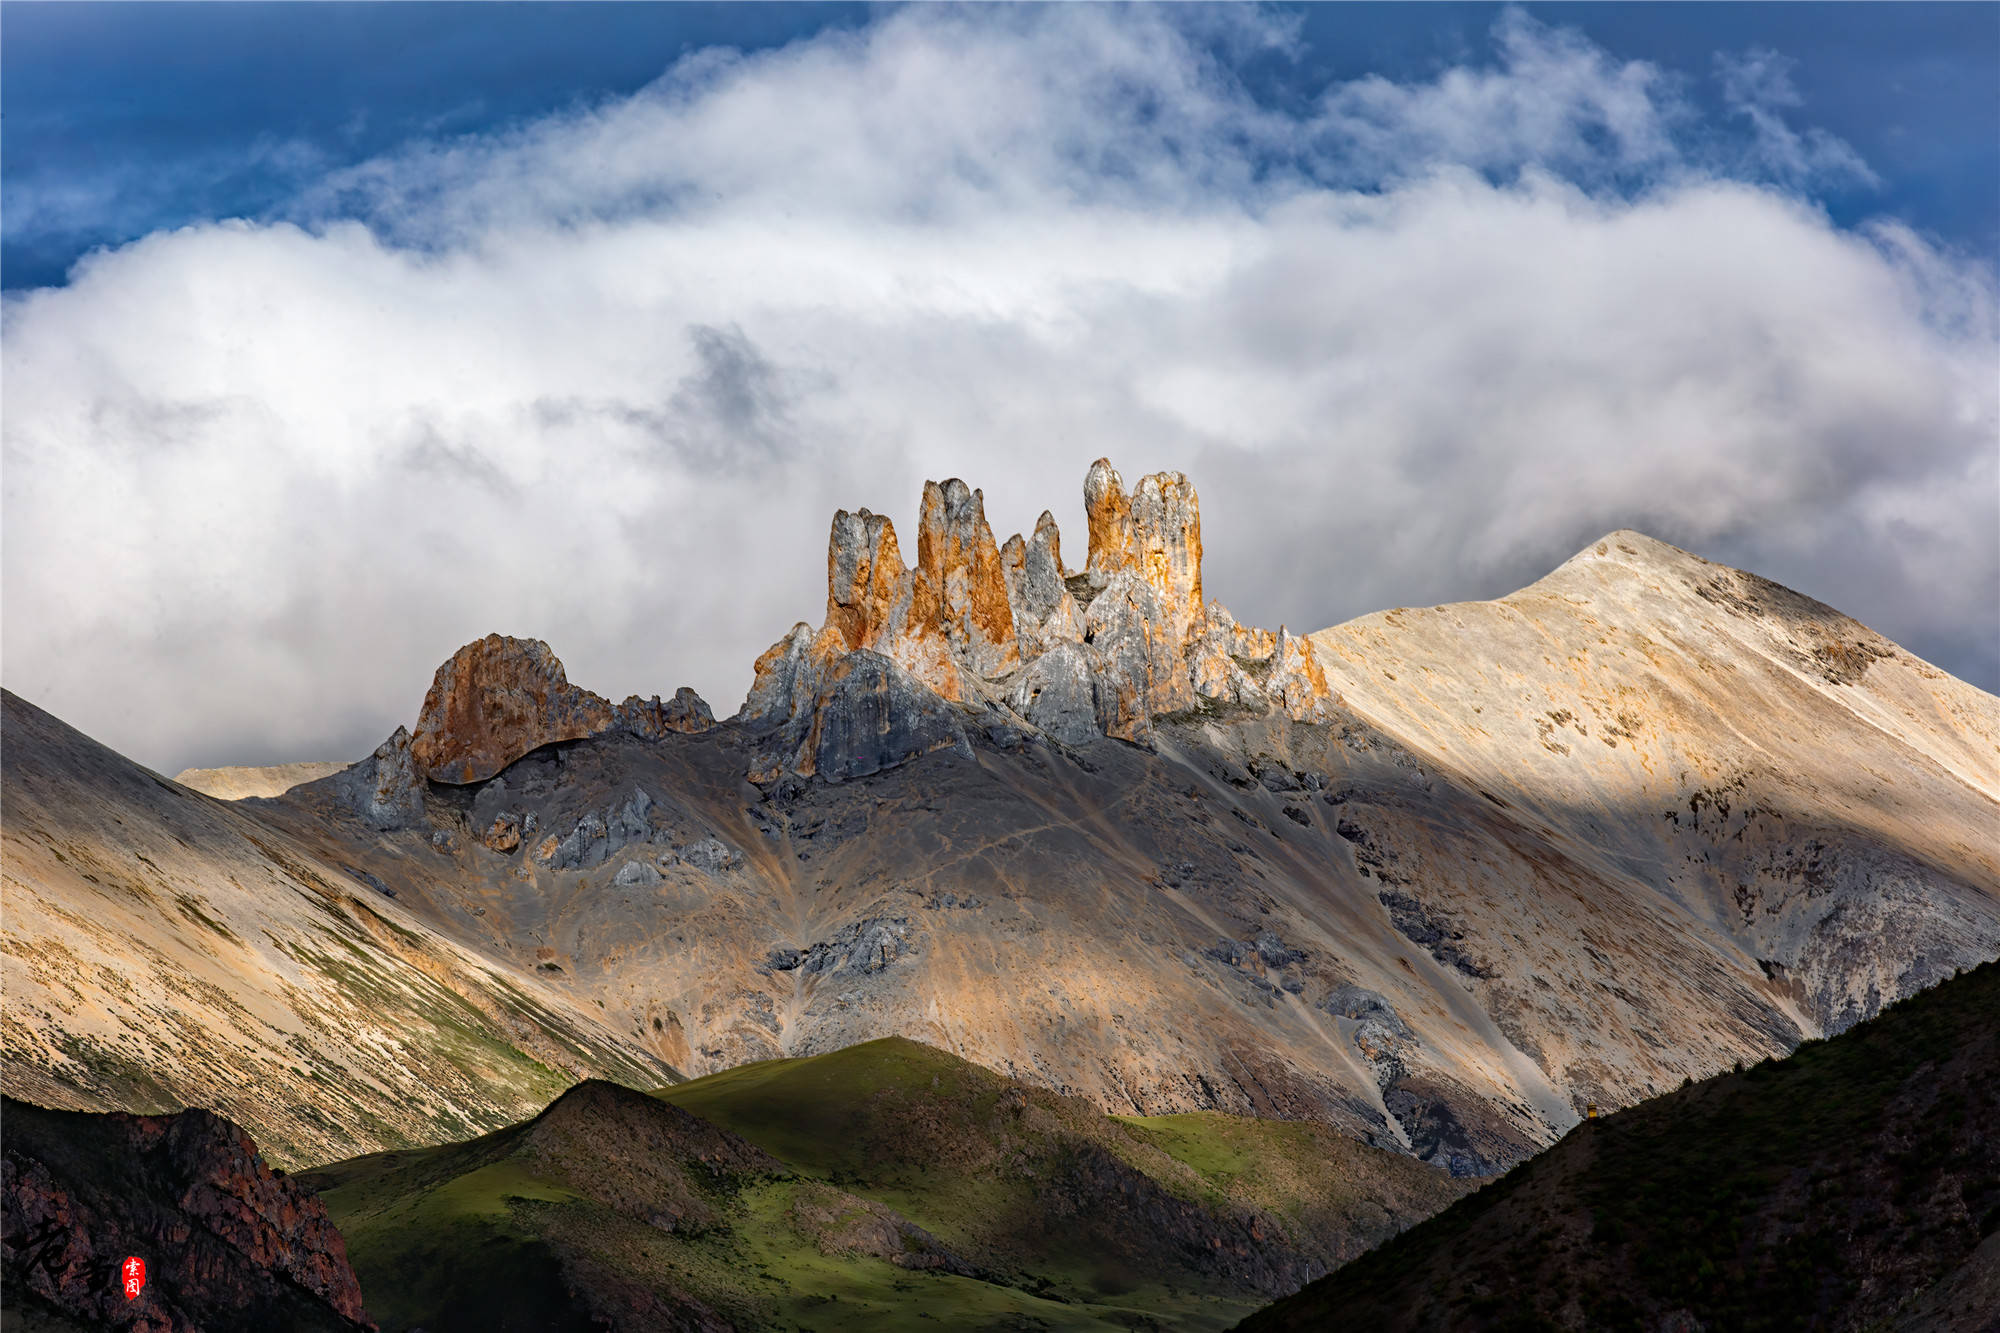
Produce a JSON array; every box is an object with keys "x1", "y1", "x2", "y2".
[{"x1": 4, "y1": 7, "x2": 1994, "y2": 771}]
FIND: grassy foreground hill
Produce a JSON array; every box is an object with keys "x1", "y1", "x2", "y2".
[
  {"x1": 301, "y1": 1037, "x2": 1468, "y2": 1332},
  {"x1": 1236, "y1": 960, "x2": 2000, "y2": 1333}
]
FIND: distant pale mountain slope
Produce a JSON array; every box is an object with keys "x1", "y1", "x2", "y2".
[
  {"x1": 171, "y1": 762, "x2": 350, "y2": 801},
  {"x1": 0, "y1": 690, "x2": 680, "y2": 1169},
  {"x1": 1312, "y1": 530, "x2": 1999, "y2": 1038}
]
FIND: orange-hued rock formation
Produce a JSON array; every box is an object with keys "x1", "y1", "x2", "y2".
[
  {"x1": 410, "y1": 634, "x2": 613, "y2": 784},
  {"x1": 918, "y1": 478, "x2": 1020, "y2": 679},
  {"x1": 739, "y1": 459, "x2": 1335, "y2": 775},
  {"x1": 409, "y1": 634, "x2": 715, "y2": 784}
]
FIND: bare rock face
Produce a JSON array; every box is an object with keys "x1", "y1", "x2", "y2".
[
  {"x1": 2, "y1": 1097, "x2": 374, "y2": 1332},
  {"x1": 916, "y1": 479, "x2": 1020, "y2": 679},
  {"x1": 1001, "y1": 511, "x2": 1084, "y2": 659},
  {"x1": 1211, "y1": 602, "x2": 1277, "y2": 661},
  {"x1": 1007, "y1": 641, "x2": 1101, "y2": 746},
  {"x1": 807, "y1": 652, "x2": 972, "y2": 782},
  {"x1": 1084, "y1": 458, "x2": 1137, "y2": 585},
  {"x1": 823, "y1": 508, "x2": 962, "y2": 702},
  {"x1": 825, "y1": 509, "x2": 908, "y2": 654},
  {"x1": 1035, "y1": 509, "x2": 1070, "y2": 577},
  {"x1": 740, "y1": 623, "x2": 820, "y2": 739},
  {"x1": 1188, "y1": 626, "x2": 1267, "y2": 711},
  {"x1": 352, "y1": 726, "x2": 424, "y2": 831},
  {"x1": 1268, "y1": 627, "x2": 1336, "y2": 723},
  {"x1": 410, "y1": 635, "x2": 612, "y2": 784},
  {"x1": 1129, "y1": 470, "x2": 1205, "y2": 646},
  {"x1": 738, "y1": 623, "x2": 832, "y2": 784},
  {"x1": 614, "y1": 687, "x2": 716, "y2": 739},
  {"x1": 1082, "y1": 572, "x2": 1193, "y2": 742}
]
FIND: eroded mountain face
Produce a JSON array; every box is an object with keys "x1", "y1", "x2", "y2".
[
  {"x1": 215, "y1": 461, "x2": 1999, "y2": 1178},
  {"x1": 0, "y1": 691, "x2": 681, "y2": 1170}
]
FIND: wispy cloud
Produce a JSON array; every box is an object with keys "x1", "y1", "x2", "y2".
[
  {"x1": 3, "y1": 6, "x2": 1992, "y2": 771},
  {"x1": 1715, "y1": 47, "x2": 1879, "y2": 189}
]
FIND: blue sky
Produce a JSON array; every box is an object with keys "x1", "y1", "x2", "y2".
[
  {"x1": 7, "y1": 4, "x2": 1994, "y2": 292},
  {"x1": 2, "y1": 3, "x2": 1996, "y2": 769}
]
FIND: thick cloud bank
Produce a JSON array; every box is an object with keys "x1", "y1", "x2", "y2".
[{"x1": 4, "y1": 7, "x2": 1994, "y2": 771}]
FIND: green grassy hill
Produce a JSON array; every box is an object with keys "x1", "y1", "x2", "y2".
[
  {"x1": 301, "y1": 1037, "x2": 1467, "y2": 1332},
  {"x1": 1236, "y1": 961, "x2": 2000, "y2": 1333}
]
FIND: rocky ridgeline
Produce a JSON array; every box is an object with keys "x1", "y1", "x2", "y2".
[
  {"x1": 406, "y1": 634, "x2": 716, "y2": 785},
  {"x1": 738, "y1": 458, "x2": 1336, "y2": 780},
  {"x1": 349, "y1": 459, "x2": 1334, "y2": 812}
]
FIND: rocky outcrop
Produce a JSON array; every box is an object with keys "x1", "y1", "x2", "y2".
[
  {"x1": 1001, "y1": 511, "x2": 1083, "y2": 659},
  {"x1": 1084, "y1": 572, "x2": 1194, "y2": 742},
  {"x1": 409, "y1": 635, "x2": 612, "y2": 784},
  {"x1": 808, "y1": 652, "x2": 971, "y2": 782},
  {"x1": 347, "y1": 726, "x2": 425, "y2": 831},
  {"x1": 373, "y1": 464, "x2": 1333, "y2": 788},
  {"x1": 1084, "y1": 458, "x2": 1137, "y2": 584},
  {"x1": 916, "y1": 479, "x2": 1020, "y2": 679},
  {"x1": 739, "y1": 622, "x2": 821, "y2": 742},
  {"x1": 1129, "y1": 469, "x2": 1205, "y2": 645},
  {"x1": 1007, "y1": 641, "x2": 1102, "y2": 747},
  {"x1": 614, "y1": 687, "x2": 715, "y2": 739},
  {"x1": 737, "y1": 459, "x2": 1337, "y2": 777},
  {"x1": 823, "y1": 508, "x2": 962, "y2": 701},
  {"x1": 1268, "y1": 627, "x2": 1337, "y2": 723},
  {"x1": 2, "y1": 1097, "x2": 373, "y2": 1332}
]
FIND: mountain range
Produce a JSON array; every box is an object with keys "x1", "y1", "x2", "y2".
[{"x1": 3, "y1": 458, "x2": 1996, "y2": 1327}]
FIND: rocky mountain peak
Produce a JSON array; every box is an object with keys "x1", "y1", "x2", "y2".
[
  {"x1": 410, "y1": 634, "x2": 613, "y2": 784},
  {"x1": 395, "y1": 634, "x2": 712, "y2": 800},
  {"x1": 917, "y1": 478, "x2": 1020, "y2": 678},
  {"x1": 375, "y1": 461, "x2": 1334, "y2": 794},
  {"x1": 741, "y1": 458, "x2": 1333, "y2": 780},
  {"x1": 1083, "y1": 457, "x2": 1135, "y2": 582}
]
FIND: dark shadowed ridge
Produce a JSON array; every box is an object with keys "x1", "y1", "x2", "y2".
[
  {"x1": 1235, "y1": 960, "x2": 2000, "y2": 1333},
  {"x1": 1, "y1": 1097, "x2": 375, "y2": 1332}
]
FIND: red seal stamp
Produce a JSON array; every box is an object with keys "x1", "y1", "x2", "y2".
[{"x1": 120, "y1": 1255, "x2": 146, "y2": 1300}]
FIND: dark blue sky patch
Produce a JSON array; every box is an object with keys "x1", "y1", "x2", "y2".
[{"x1": 4, "y1": 2, "x2": 1993, "y2": 291}]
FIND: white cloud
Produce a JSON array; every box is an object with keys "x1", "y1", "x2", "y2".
[{"x1": 3, "y1": 6, "x2": 1994, "y2": 771}]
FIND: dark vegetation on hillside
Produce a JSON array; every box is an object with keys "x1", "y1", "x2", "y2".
[{"x1": 1237, "y1": 961, "x2": 2000, "y2": 1332}]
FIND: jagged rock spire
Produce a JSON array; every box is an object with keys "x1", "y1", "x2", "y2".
[
  {"x1": 1084, "y1": 459, "x2": 1135, "y2": 582},
  {"x1": 1001, "y1": 511, "x2": 1082, "y2": 659},
  {"x1": 743, "y1": 459, "x2": 1332, "y2": 775},
  {"x1": 917, "y1": 479, "x2": 1019, "y2": 678},
  {"x1": 393, "y1": 461, "x2": 1336, "y2": 791}
]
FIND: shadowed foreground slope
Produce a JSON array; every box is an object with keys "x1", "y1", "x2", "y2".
[
  {"x1": 1236, "y1": 961, "x2": 2000, "y2": 1333},
  {"x1": 1, "y1": 1097, "x2": 375, "y2": 1333},
  {"x1": 302, "y1": 1037, "x2": 1468, "y2": 1332}
]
